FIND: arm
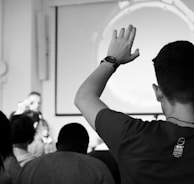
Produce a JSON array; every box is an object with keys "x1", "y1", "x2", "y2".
[{"x1": 74, "y1": 25, "x2": 140, "y2": 130}]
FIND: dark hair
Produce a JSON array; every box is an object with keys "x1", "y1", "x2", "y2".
[
  {"x1": 153, "y1": 40, "x2": 194, "y2": 104},
  {"x1": 57, "y1": 123, "x2": 89, "y2": 154},
  {"x1": 10, "y1": 114, "x2": 36, "y2": 144},
  {"x1": 28, "y1": 91, "x2": 41, "y2": 97},
  {"x1": 0, "y1": 111, "x2": 13, "y2": 171},
  {"x1": 23, "y1": 110, "x2": 40, "y2": 123}
]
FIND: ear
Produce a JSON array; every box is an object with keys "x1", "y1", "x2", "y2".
[{"x1": 152, "y1": 84, "x2": 163, "y2": 102}]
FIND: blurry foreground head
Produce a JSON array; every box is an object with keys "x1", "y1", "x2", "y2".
[
  {"x1": 56, "y1": 123, "x2": 89, "y2": 154},
  {"x1": 10, "y1": 114, "x2": 36, "y2": 145},
  {"x1": 0, "y1": 111, "x2": 12, "y2": 171}
]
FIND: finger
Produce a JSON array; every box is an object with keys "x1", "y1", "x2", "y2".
[
  {"x1": 124, "y1": 25, "x2": 133, "y2": 40},
  {"x1": 129, "y1": 48, "x2": 140, "y2": 61},
  {"x1": 128, "y1": 27, "x2": 136, "y2": 48},
  {"x1": 112, "y1": 29, "x2": 117, "y2": 39},
  {"x1": 118, "y1": 27, "x2": 125, "y2": 38}
]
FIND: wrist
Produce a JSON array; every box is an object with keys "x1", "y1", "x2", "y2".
[
  {"x1": 100, "y1": 60, "x2": 116, "y2": 71},
  {"x1": 100, "y1": 56, "x2": 120, "y2": 70}
]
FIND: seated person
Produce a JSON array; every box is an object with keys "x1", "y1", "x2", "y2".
[
  {"x1": 10, "y1": 98, "x2": 55, "y2": 158},
  {"x1": 24, "y1": 110, "x2": 56, "y2": 157},
  {"x1": 27, "y1": 92, "x2": 55, "y2": 155},
  {"x1": 17, "y1": 123, "x2": 115, "y2": 184},
  {"x1": 34, "y1": 118, "x2": 56, "y2": 154},
  {"x1": 10, "y1": 113, "x2": 37, "y2": 167},
  {"x1": 0, "y1": 111, "x2": 21, "y2": 184}
]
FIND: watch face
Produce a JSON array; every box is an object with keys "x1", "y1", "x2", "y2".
[{"x1": 105, "y1": 56, "x2": 117, "y2": 64}]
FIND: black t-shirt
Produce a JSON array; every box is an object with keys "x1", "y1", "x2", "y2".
[{"x1": 96, "y1": 108, "x2": 194, "y2": 184}]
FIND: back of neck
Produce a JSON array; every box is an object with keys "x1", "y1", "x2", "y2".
[{"x1": 166, "y1": 103, "x2": 194, "y2": 127}]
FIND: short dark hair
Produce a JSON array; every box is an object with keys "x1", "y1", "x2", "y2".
[
  {"x1": 57, "y1": 123, "x2": 89, "y2": 153},
  {"x1": 23, "y1": 110, "x2": 40, "y2": 123},
  {"x1": 28, "y1": 91, "x2": 41, "y2": 97},
  {"x1": 10, "y1": 114, "x2": 36, "y2": 144},
  {"x1": 0, "y1": 111, "x2": 12, "y2": 171},
  {"x1": 153, "y1": 40, "x2": 194, "y2": 104}
]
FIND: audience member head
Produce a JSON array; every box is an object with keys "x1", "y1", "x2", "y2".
[
  {"x1": 10, "y1": 114, "x2": 36, "y2": 145},
  {"x1": 39, "y1": 119, "x2": 50, "y2": 137},
  {"x1": 152, "y1": 40, "x2": 194, "y2": 107},
  {"x1": 0, "y1": 111, "x2": 12, "y2": 171},
  {"x1": 27, "y1": 91, "x2": 42, "y2": 112},
  {"x1": 23, "y1": 110, "x2": 40, "y2": 130},
  {"x1": 56, "y1": 123, "x2": 89, "y2": 154},
  {"x1": 24, "y1": 110, "x2": 49, "y2": 137}
]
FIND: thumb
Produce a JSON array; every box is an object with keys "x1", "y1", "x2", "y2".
[{"x1": 129, "y1": 48, "x2": 140, "y2": 61}]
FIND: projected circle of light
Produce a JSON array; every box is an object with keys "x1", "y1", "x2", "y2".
[{"x1": 97, "y1": 0, "x2": 194, "y2": 112}]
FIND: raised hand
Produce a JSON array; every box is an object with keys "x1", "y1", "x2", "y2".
[{"x1": 107, "y1": 25, "x2": 140, "y2": 64}]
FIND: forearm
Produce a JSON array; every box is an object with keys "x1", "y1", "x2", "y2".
[
  {"x1": 81, "y1": 62, "x2": 115, "y2": 96},
  {"x1": 74, "y1": 61, "x2": 115, "y2": 128}
]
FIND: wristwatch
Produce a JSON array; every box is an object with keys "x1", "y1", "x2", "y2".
[{"x1": 101, "y1": 56, "x2": 120, "y2": 70}]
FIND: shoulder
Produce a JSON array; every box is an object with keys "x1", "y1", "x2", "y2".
[
  {"x1": 95, "y1": 108, "x2": 146, "y2": 137},
  {"x1": 96, "y1": 108, "x2": 163, "y2": 131},
  {"x1": 18, "y1": 152, "x2": 115, "y2": 184}
]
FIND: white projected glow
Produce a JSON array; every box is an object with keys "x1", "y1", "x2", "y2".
[{"x1": 97, "y1": 0, "x2": 194, "y2": 113}]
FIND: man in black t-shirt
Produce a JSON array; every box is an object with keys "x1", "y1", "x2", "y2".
[{"x1": 74, "y1": 24, "x2": 194, "y2": 183}]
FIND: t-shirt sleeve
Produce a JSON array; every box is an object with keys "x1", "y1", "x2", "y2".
[{"x1": 95, "y1": 108, "x2": 145, "y2": 159}]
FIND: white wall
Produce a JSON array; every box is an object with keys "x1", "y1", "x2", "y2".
[
  {"x1": 3, "y1": 0, "x2": 33, "y2": 114},
  {"x1": 2, "y1": 0, "x2": 43, "y2": 115}
]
